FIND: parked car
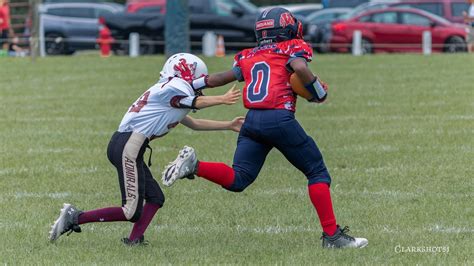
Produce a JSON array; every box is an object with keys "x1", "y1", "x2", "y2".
[
  {"x1": 390, "y1": 0, "x2": 470, "y2": 23},
  {"x1": 344, "y1": 0, "x2": 470, "y2": 23},
  {"x1": 282, "y1": 4, "x2": 324, "y2": 17},
  {"x1": 306, "y1": 8, "x2": 352, "y2": 52},
  {"x1": 259, "y1": 4, "x2": 323, "y2": 18},
  {"x1": 310, "y1": 2, "x2": 400, "y2": 53},
  {"x1": 126, "y1": 0, "x2": 166, "y2": 14},
  {"x1": 329, "y1": 7, "x2": 467, "y2": 53},
  {"x1": 39, "y1": 2, "x2": 124, "y2": 55},
  {"x1": 103, "y1": 0, "x2": 260, "y2": 54},
  {"x1": 342, "y1": 1, "x2": 400, "y2": 19},
  {"x1": 326, "y1": 0, "x2": 369, "y2": 8}
]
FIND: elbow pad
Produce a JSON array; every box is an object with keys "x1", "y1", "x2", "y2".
[
  {"x1": 304, "y1": 78, "x2": 327, "y2": 103},
  {"x1": 191, "y1": 75, "x2": 209, "y2": 91},
  {"x1": 170, "y1": 95, "x2": 199, "y2": 110},
  {"x1": 191, "y1": 96, "x2": 199, "y2": 110}
]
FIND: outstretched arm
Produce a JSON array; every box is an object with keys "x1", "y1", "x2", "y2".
[
  {"x1": 193, "y1": 85, "x2": 241, "y2": 109},
  {"x1": 181, "y1": 116, "x2": 244, "y2": 132},
  {"x1": 192, "y1": 70, "x2": 237, "y2": 90}
]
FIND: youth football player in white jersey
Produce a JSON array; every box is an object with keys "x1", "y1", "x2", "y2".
[{"x1": 48, "y1": 53, "x2": 243, "y2": 245}]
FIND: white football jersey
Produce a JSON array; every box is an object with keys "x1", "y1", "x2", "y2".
[{"x1": 118, "y1": 78, "x2": 196, "y2": 138}]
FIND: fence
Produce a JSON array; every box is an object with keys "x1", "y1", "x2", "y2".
[{"x1": 0, "y1": 31, "x2": 468, "y2": 57}]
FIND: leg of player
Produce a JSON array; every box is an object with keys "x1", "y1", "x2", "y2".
[
  {"x1": 49, "y1": 132, "x2": 156, "y2": 245},
  {"x1": 197, "y1": 134, "x2": 272, "y2": 192},
  {"x1": 274, "y1": 116, "x2": 368, "y2": 248},
  {"x1": 162, "y1": 127, "x2": 272, "y2": 192},
  {"x1": 123, "y1": 165, "x2": 164, "y2": 245}
]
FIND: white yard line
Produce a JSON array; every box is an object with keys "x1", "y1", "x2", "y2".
[
  {"x1": 14, "y1": 191, "x2": 71, "y2": 199},
  {"x1": 428, "y1": 224, "x2": 474, "y2": 234}
]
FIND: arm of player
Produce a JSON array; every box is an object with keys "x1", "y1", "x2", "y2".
[
  {"x1": 290, "y1": 58, "x2": 328, "y2": 103},
  {"x1": 181, "y1": 116, "x2": 245, "y2": 132},
  {"x1": 193, "y1": 85, "x2": 240, "y2": 109},
  {"x1": 191, "y1": 70, "x2": 237, "y2": 90}
]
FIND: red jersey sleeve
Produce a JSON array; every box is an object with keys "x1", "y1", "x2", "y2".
[{"x1": 282, "y1": 39, "x2": 313, "y2": 63}]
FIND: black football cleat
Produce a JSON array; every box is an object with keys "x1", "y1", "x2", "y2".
[
  {"x1": 121, "y1": 235, "x2": 148, "y2": 246},
  {"x1": 49, "y1": 203, "x2": 83, "y2": 242},
  {"x1": 321, "y1": 225, "x2": 368, "y2": 249}
]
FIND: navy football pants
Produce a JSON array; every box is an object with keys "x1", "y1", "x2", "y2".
[{"x1": 228, "y1": 109, "x2": 331, "y2": 192}]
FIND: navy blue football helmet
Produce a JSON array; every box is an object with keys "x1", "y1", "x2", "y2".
[{"x1": 255, "y1": 7, "x2": 303, "y2": 46}]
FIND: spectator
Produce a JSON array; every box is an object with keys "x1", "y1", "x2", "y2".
[
  {"x1": 463, "y1": 0, "x2": 474, "y2": 53},
  {"x1": 0, "y1": 0, "x2": 11, "y2": 50},
  {"x1": 9, "y1": 36, "x2": 27, "y2": 56}
]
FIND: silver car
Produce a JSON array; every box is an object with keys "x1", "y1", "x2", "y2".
[{"x1": 39, "y1": 2, "x2": 124, "y2": 55}]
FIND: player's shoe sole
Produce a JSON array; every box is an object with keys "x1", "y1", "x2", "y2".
[
  {"x1": 49, "y1": 203, "x2": 82, "y2": 242},
  {"x1": 162, "y1": 146, "x2": 197, "y2": 187}
]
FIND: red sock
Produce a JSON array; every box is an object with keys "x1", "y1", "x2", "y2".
[
  {"x1": 308, "y1": 183, "x2": 337, "y2": 236},
  {"x1": 128, "y1": 203, "x2": 160, "y2": 241},
  {"x1": 78, "y1": 207, "x2": 127, "y2": 225},
  {"x1": 196, "y1": 161, "x2": 235, "y2": 188}
]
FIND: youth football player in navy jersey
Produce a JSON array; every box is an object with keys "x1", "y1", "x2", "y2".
[
  {"x1": 48, "y1": 53, "x2": 244, "y2": 245},
  {"x1": 163, "y1": 8, "x2": 368, "y2": 248}
]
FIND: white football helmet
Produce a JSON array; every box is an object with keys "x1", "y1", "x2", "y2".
[{"x1": 160, "y1": 53, "x2": 208, "y2": 82}]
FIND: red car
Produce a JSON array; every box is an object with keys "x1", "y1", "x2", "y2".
[
  {"x1": 330, "y1": 7, "x2": 468, "y2": 53},
  {"x1": 126, "y1": 0, "x2": 166, "y2": 14},
  {"x1": 391, "y1": 0, "x2": 470, "y2": 24}
]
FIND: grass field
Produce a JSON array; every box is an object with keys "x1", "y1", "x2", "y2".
[{"x1": 0, "y1": 54, "x2": 473, "y2": 264}]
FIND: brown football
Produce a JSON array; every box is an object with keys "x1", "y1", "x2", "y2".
[{"x1": 290, "y1": 73, "x2": 312, "y2": 100}]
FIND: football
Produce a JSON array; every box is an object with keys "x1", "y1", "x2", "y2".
[{"x1": 290, "y1": 73, "x2": 313, "y2": 100}]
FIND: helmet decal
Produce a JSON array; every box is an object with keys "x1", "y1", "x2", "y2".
[
  {"x1": 279, "y1": 12, "x2": 295, "y2": 28},
  {"x1": 256, "y1": 19, "x2": 275, "y2": 31},
  {"x1": 160, "y1": 53, "x2": 208, "y2": 82},
  {"x1": 173, "y1": 58, "x2": 196, "y2": 82}
]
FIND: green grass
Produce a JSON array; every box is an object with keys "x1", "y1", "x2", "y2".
[{"x1": 0, "y1": 54, "x2": 473, "y2": 264}]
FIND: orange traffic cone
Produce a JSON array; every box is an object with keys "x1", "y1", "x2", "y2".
[{"x1": 215, "y1": 35, "x2": 225, "y2": 57}]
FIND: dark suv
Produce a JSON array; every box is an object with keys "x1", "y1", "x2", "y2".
[{"x1": 103, "y1": 0, "x2": 259, "y2": 54}]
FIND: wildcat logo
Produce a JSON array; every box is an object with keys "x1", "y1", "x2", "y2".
[{"x1": 279, "y1": 12, "x2": 295, "y2": 28}]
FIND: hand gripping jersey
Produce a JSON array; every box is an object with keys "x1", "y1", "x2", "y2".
[
  {"x1": 118, "y1": 78, "x2": 196, "y2": 139},
  {"x1": 232, "y1": 39, "x2": 313, "y2": 112}
]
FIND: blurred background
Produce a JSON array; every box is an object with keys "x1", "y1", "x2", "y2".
[{"x1": 0, "y1": 0, "x2": 473, "y2": 57}]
